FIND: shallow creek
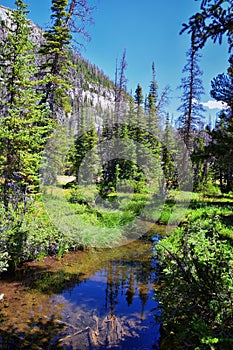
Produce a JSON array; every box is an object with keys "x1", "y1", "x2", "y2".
[{"x1": 0, "y1": 226, "x2": 165, "y2": 349}]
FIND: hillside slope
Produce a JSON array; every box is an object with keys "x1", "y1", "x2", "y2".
[{"x1": 0, "y1": 4, "x2": 115, "y2": 118}]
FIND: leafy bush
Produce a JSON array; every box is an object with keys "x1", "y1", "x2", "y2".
[
  {"x1": 0, "y1": 205, "x2": 26, "y2": 272},
  {"x1": 123, "y1": 199, "x2": 147, "y2": 214},
  {"x1": 198, "y1": 183, "x2": 222, "y2": 197},
  {"x1": 0, "y1": 201, "x2": 78, "y2": 272},
  {"x1": 156, "y1": 214, "x2": 233, "y2": 349},
  {"x1": 68, "y1": 185, "x2": 95, "y2": 205},
  {"x1": 129, "y1": 179, "x2": 148, "y2": 193},
  {"x1": 21, "y1": 205, "x2": 62, "y2": 260}
]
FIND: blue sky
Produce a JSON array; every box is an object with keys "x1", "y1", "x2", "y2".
[{"x1": 1, "y1": 0, "x2": 230, "y2": 123}]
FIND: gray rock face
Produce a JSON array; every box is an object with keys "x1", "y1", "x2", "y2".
[
  {"x1": 0, "y1": 5, "x2": 43, "y2": 41},
  {"x1": 0, "y1": 5, "x2": 116, "y2": 128},
  {"x1": 0, "y1": 5, "x2": 11, "y2": 21}
]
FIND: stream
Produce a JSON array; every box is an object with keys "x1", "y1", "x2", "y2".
[{"x1": 0, "y1": 227, "x2": 164, "y2": 349}]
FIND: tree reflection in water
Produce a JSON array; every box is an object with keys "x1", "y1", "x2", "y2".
[
  {"x1": 0, "y1": 238, "x2": 161, "y2": 349},
  {"x1": 58, "y1": 242, "x2": 160, "y2": 349}
]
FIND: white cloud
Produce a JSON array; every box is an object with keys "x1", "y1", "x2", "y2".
[{"x1": 201, "y1": 100, "x2": 229, "y2": 110}]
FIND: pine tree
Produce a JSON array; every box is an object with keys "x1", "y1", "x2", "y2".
[
  {"x1": 0, "y1": 0, "x2": 52, "y2": 211},
  {"x1": 204, "y1": 111, "x2": 233, "y2": 192},
  {"x1": 134, "y1": 83, "x2": 144, "y2": 129},
  {"x1": 146, "y1": 62, "x2": 159, "y2": 134},
  {"x1": 134, "y1": 84, "x2": 144, "y2": 111},
  {"x1": 73, "y1": 126, "x2": 99, "y2": 184},
  {"x1": 149, "y1": 62, "x2": 158, "y2": 101},
  {"x1": 210, "y1": 71, "x2": 233, "y2": 116},
  {"x1": 126, "y1": 93, "x2": 137, "y2": 128},
  {"x1": 161, "y1": 114, "x2": 178, "y2": 190},
  {"x1": 132, "y1": 83, "x2": 150, "y2": 170},
  {"x1": 191, "y1": 128, "x2": 211, "y2": 190},
  {"x1": 206, "y1": 62, "x2": 233, "y2": 192},
  {"x1": 39, "y1": 0, "x2": 73, "y2": 119},
  {"x1": 181, "y1": 0, "x2": 233, "y2": 53},
  {"x1": 177, "y1": 37, "x2": 205, "y2": 151},
  {"x1": 114, "y1": 49, "x2": 127, "y2": 124}
]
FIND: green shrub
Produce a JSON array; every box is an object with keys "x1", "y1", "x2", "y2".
[
  {"x1": 0, "y1": 205, "x2": 26, "y2": 271},
  {"x1": 156, "y1": 214, "x2": 233, "y2": 349},
  {"x1": 68, "y1": 186, "x2": 95, "y2": 205},
  {"x1": 130, "y1": 179, "x2": 148, "y2": 193},
  {"x1": 123, "y1": 199, "x2": 147, "y2": 214},
  {"x1": 198, "y1": 183, "x2": 222, "y2": 197}
]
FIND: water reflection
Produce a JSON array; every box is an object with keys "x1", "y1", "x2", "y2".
[
  {"x1": 0, "y1": 300, "x2": 66, "y2": 349},
  {"x1": 0, "y1": 237, "x2": 161, "y2": 349}
]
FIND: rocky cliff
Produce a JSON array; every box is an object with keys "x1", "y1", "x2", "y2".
[{"x1": 0, "y1": 4, "x2": 115, "y2": 118}]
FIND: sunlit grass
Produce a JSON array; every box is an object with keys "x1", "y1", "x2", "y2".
[{"x1": 39, "y1": 183, "x2": 233, "y2": 251}]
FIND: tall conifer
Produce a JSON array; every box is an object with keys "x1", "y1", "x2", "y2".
[
  {"x1": 146, "y1": 62, "x2": 159, "y2": 134},
  {"x1": 177, "y1": 37, "x2": 205, "y2": 151},
  {"x1": 39, "y1": 0, "x2": 73, "y2": 119},
  {"x1": 0, "y1": 0, "x2": 52, "y2": 211}
]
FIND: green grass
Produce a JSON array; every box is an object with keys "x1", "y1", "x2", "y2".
[
  {"x1": 54, "y1": 185, "x2": 233, "y2": 241},
  {"x1": 1, "y1": 181, "x2": 232, "y2": 273}
]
